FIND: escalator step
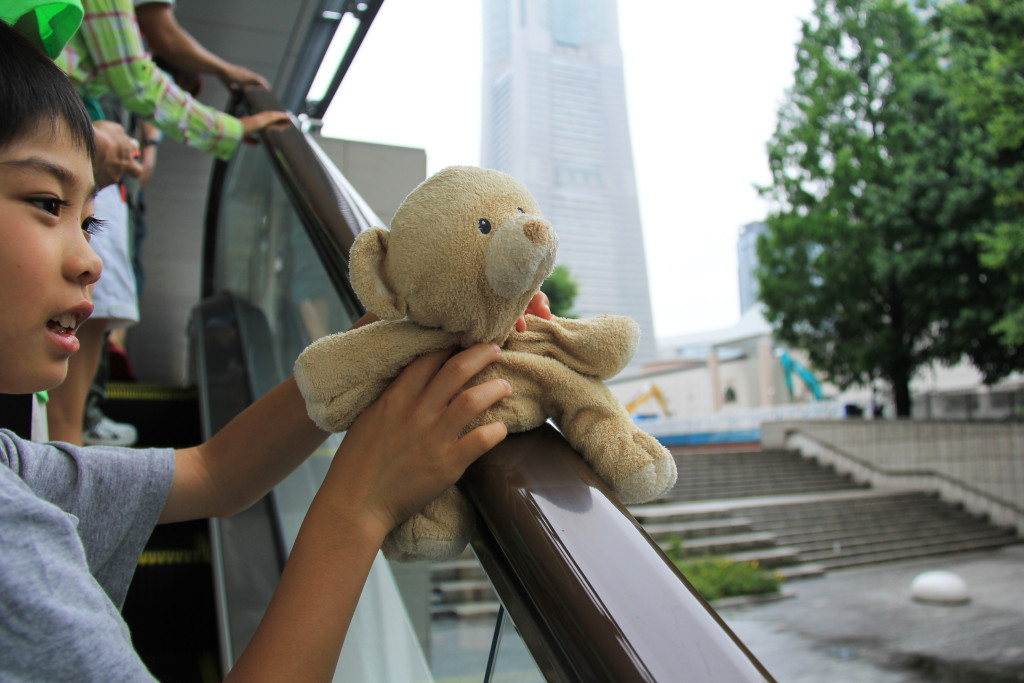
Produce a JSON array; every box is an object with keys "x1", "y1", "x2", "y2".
[
  {"x1": 101, "y1": 382, "x2": 201, "y2": 449},
  {"x1": 123, "y1": 520, "x2": 219, "y2": 682}
]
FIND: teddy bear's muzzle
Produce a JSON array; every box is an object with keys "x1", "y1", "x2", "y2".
[{"x1": 484, "y1": 214, "x2": 559, "y2": 299}]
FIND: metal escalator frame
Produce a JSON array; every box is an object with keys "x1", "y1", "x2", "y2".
[
  {"x1": 201, "y1": 87, "x2": 775, "y2": 681},
  {"x1": 278, "y1": 0, "x2": 386, "y2": 118},
  {"x1": 190, "y1": 292, "x2": 292, "y2": 674}
]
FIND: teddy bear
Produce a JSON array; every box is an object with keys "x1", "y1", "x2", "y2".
[{"x1": 293, "y1": 166, "x2": 677, "y2": 561}]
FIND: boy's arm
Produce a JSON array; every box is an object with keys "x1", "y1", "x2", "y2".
[
  {"x1": 160, "y1": 313, "x2": 386, "y2": 523},
  {"x1": 160, "y1": 376, "x2": 327, "y2": 523},
  {"x1": 225, "y1": 344, "x2": 509, "y2": 680}
]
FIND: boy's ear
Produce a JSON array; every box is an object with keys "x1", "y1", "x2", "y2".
[{"x1": 349, "y1": 227, "x2": 406, "y2": 319}]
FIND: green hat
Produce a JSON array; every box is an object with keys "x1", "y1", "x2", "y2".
[{"x1": 0, "y1": 0, "x2": 83, "y2": 58}]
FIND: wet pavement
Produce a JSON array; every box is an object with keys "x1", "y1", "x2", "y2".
[
  {"x1": 429, "y1": 545, "x2": 1024, "y2": 682},
  {"x1": 719, "y1": 545, "x2": 1024, "y2": 682}
]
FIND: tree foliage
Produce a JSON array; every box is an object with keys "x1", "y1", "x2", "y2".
[
  {"x1": 756, "y1": 0, "x2": 1021, "y2": 417},
  {"x1": 930, "y1": 0, "x2": 1024, "y2": 347},
  {"x1": 541, "y1": 264, "x2": 579, "y2": 318}
]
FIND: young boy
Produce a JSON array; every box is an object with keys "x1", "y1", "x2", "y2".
[{"x1": 0, "y1": 20, "x2": 512, "y2": 681}]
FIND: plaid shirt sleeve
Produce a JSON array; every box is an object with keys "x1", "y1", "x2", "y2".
[{"x1": 57, "y1": 0, "x2": 243, "y2": 160}]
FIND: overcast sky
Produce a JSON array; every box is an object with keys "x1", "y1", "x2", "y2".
[{"x1": 320, "y1": 0, "x2": 815, "y2": 340}]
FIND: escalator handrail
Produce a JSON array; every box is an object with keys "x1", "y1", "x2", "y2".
[
  {"x1": 465, "y1": 426, "x2": 773, "y2": 682},
  {"x1": 226, "y1": 90, "x2": 774, "y2": 682}
]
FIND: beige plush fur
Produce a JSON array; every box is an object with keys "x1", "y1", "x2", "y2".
[{"x1": 294, "y1": 166, "x2": 676, "y2": 561}]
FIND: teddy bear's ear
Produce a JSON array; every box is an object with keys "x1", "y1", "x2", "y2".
[{"x1": 349, "y1": 227, "x2": 406, "y2": 319}]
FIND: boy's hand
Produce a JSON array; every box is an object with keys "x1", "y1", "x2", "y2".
[
  {"x1": 323, "y1": 343, "x2": 510, "y2": 538},
  {"x1": 515, "y1": 291, "x2": 552, "y2": 332}
]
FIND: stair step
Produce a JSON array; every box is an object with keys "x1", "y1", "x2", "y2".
[
  {"x1": 809, "y1": 535, "x2": 1021, "y2": 570},
  {"x1": 429, "y1": 558, "x2": 482, "y2": 582},
  {"x1": 431, "y1": 601, "x2": 502, "y2": 619},
  {"x1": 432, "y1": 579, "x2": 496, "y2": 607},
  {"x1": 727, "y1": 545, "x2": 803, "y2": 568},
  {"x1": 798, "y1": 528, "x2": 1018, "y2": 561},
  {"x1": 776, "y1": 563, "x2": 827, "y2": 581},
  {"x1": 664, "y1": 531, "x2": 778, "y2": 556},
  {"x1": 643, "y1": 517, "x2": 754, "y2": 540},
  {"x1": 631, "y1": 489, "x2": 906, "y2": 524},
  {"x1": 769, "y1": 520, "x2": 1008, "y2": 547}
]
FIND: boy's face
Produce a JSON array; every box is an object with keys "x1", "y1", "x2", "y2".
[{"x1": 0, "y1": 120, "x2": 102, "y2": 394}]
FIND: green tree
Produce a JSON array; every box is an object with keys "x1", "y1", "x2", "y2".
[
  {"x1": 541, "y1": 264, "x2": 579, "y2": 318},
  {"x1": 757, "y1": 0, "x2": 1020, "y2": 417},
  {"x1": 930, "y1": 0, "x2": 1024, "y2": 347}
]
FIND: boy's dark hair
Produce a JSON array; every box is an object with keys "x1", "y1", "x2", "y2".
[{"x1": 0, "y1": 20, "x2": 95, "y2": 158}]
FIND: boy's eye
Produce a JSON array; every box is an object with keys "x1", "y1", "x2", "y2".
[
  {"x1": 30, "y1": 196, "x2": 67, "y2": 216},
  {"x1": 81, "y1": 216, "x2": 106, "y2": 237}
]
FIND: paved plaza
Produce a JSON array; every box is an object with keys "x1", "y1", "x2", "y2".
[{"x1": 429, "y1": 545, "x2": 1024, "y2": 682}]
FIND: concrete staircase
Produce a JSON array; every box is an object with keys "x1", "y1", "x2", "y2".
[
  {"x1": 429, "y1": 448, "x2": 1022, "y2": 617},
  {"x1": 659, "y1": 448, "x2": 868, "y2": 502}
]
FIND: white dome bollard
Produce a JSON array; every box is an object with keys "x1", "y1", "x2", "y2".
[{"x1": 910, "y1": 570, "x2": 970, "y2": 605}]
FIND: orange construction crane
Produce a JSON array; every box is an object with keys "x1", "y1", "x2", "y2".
[{"x1": 625, "y1": 384, "x2": 672, "y2": 416}]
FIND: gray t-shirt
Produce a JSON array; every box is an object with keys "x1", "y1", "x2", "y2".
[{"x1": 0, "y1": 429, "x2": 175, "y2": 681}]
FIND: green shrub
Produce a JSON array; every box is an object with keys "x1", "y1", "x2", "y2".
[{"x1": 664, "y1": 538, "x2": 782, "y2": 602}]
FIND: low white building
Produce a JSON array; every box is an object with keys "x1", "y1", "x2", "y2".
[{"x1": 609, "y1": 305, "x2": 1024, "y2": 445}]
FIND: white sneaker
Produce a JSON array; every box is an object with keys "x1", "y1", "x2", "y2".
[{"x1": 83, "y1": 416, "x2": 138, "y2": 447}]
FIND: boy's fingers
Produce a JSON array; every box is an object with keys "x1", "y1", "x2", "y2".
[
  {"x1": 443, "y1": 378, "x2": 511, "y2": 435},
  {"x1": 385, "y1": 347, "x2": 455, "y2": 399},
  {"x1": 454, "y1": 421, "x2": 508, "y2": 464},
  {"x1": 427, "y1": 344, "x2": 502, "y2": 409},
  {"x1": 525, "y1": 291, "x2": 552, "y2": 319}
]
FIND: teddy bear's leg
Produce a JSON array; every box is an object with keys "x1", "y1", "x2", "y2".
[
  {"x1": 381, "y1": 485, "x2": 474, "y2": 562},
  {"x1": 554, "y1": 377, "x2": 677, "y2": 505}
]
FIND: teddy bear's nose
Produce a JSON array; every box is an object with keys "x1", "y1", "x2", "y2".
[{"x1": 523, "y1": 218, "x2": 551, "y2": 245}]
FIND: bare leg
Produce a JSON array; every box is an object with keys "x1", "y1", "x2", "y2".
[
  {"x1": 107, "y1": 326, "x2": 127, "y2": 349},
  {"x1": 47, "y1": 317, "x2": 107, "y2": 445}
]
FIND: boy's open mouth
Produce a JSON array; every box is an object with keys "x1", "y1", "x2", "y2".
[{"x1": 48, "y1": 315, "x2": 80, "y2": 334}]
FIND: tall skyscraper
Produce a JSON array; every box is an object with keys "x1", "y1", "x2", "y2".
[{"x1": 481, "y1": 0, "x2": 657, "y2": 364}]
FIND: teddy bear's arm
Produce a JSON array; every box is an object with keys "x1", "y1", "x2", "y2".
[
  {"x1": 504, "y1": 315, "x2": 640, "y2": 379},
  {"x1": 293, "y1": 320, "x2": 457, "y2": 432}
]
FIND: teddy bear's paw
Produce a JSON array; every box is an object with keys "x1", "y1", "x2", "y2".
[
  {"x1": 611, "y1": 431, "x2": 678, "y2": 505},
  {"x1": 380, "y1": 487, "x2": 474, "y2": 562},
  {"x1": 382, "y1": 527, "x2": 469, "y2": 563}
]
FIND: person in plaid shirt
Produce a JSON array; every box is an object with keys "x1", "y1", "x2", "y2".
[
  {"x1": 44, "y1": 0, "x2": 289, "y2": 446},
  {"x1": 56, "y1": 0, "x2": 286, "y2": 160}
]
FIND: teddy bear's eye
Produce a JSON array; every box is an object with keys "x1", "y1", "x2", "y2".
[
  {"x1": 478, "y1": 218, "x2": 492, "y2": 235},
  {"x1": 517, "y1": 207, "x2": 525, "y2": 213}
]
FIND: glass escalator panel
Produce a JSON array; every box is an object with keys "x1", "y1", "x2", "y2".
[{"x1": 211, "y1": 139, "x2": 360, "y2": 374}]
